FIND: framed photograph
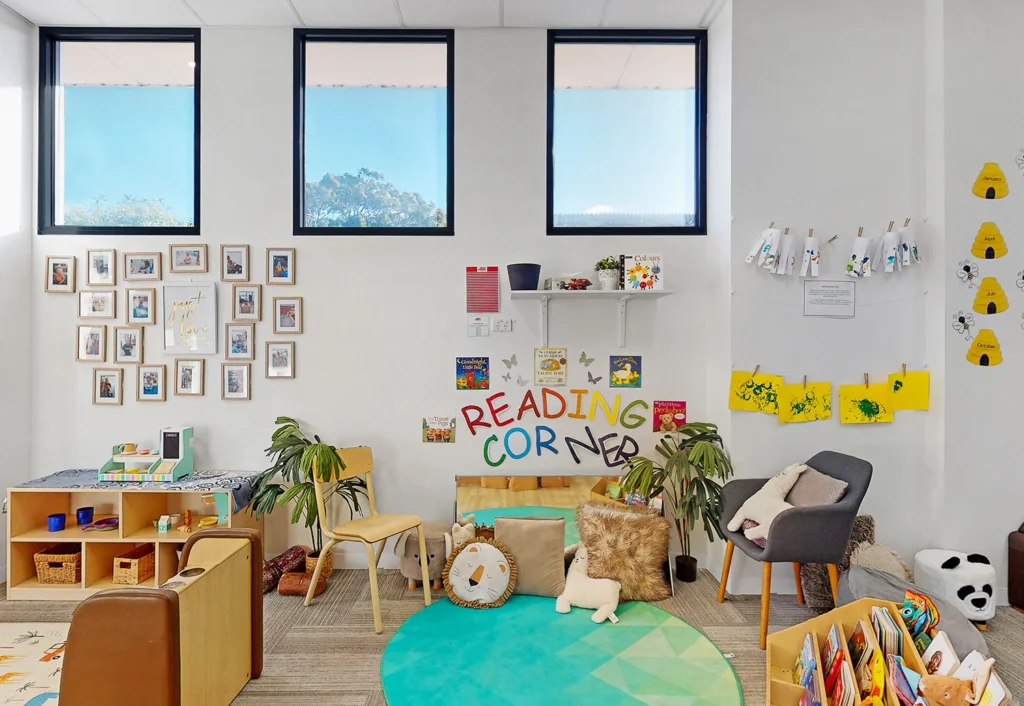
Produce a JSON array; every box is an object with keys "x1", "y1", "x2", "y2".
[
  {"x1": 93, "y1": 368, "x2": 123, "y2": 406},
  {"x1": 126, "y1": 287, "x2": 157, "y2": 325},
  {"x1": 137, "y1": 364, "x2": 167, "y2": 402},
  {"x1": 232, "y1": 284, "x2": 261, "y2": 322},
  {"x1": 266, "y1": 341, "x2": 295, "y2": 378},
  {"x1": 225, "y1": 323, "x2": 255, "y2": 360},
  {"x1": 266, "y1": 248, "x2": 295, "y2": 285},
  {"x1": 221, "y1": 244, "x2": 249, "y2": 282},
  {"x1": 124, "y1": 252, "x2": 161, "y2": 281},
  {"x1": 79, "y1": 291, "x2": 116, "y2": 319},
  {"x1": 76, "y1": 325, "x2": 106, "y2": 362},
  {"x1": 45, "y1": 256, "x2": 76, "y2": 293},
  {"x1": 221, "y1": 363, "x2": 251, "y2": 400},
  {"x1": 272, "y1": 297, "x2": 303, "y2": 334},
  {"x1": 169, "y1": 244, "x2": 208, "y2": 273},
  {"x1": 114, "y1": 326, "x2": 144, "y2": 364},
  {"x1": 86, "y1": 249, "x2": 116, "y2": 287},
  {"x1": 163, "y1": 283, "x2": 217, "y2": 355},
  {"x1": 174, "y1": 359, "x2": 204, "y2": 396}
]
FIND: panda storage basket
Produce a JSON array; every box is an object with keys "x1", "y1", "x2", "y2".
[{"x1": 765, "y1": 598, "x2": 926, "y2": 706}]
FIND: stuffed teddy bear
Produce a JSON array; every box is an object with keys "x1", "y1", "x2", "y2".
[
  {"x1": 918, "y1": 657, "x2": 994, "y2": 706},
  {"x1": 395, "y1": 522, "x2": 452, "y2": 590},
  {"x1": 452, "y1": 514, "x2": 476, "y2": 547},
  {"x1": 556, "y1": 543, "x2": 620, "y2": 624}
]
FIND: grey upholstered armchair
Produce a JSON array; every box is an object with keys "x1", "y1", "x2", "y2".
[{"x1": 716, "y1": 451, "x2": 873, "y2": 648}]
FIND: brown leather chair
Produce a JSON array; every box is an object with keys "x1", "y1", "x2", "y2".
[
  {"x1": 61, "y1": 529, "x2": 262, "y2": 706},
  {"x1": 1009, "y1": 522, "x2": 1024, "y2": 611}
]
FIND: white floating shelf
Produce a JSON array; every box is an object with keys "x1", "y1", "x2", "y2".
[{"x1": 509, "y1": 289, "x2": 672, "y2": 347}]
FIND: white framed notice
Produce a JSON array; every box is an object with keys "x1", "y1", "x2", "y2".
[
  {"x1": 803, "y1": 280, "x2": 856, "y2": 318},
  {"x1": 163, "y1": 283, "x2": 217, "y2": 354}
]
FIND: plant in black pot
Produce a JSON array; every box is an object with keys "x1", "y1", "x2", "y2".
[
  {"x1": 619, "y1": 422, "x2": 733, "y2": 583},
  {"x1": 247, "y1": 417, "x2": 367, "y2": 578}
]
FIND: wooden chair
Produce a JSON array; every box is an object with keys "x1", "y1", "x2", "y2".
[{"x1": 304, "y1": 447, "x2": 431, "y2": 633}]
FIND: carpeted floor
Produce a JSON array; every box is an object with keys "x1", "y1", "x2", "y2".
[{"x1": 1, "y1": 571, "x2": 1020, "y2": 705}]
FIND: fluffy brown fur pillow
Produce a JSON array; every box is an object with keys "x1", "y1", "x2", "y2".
[{"x1": 576, "y1": 501, "x2": 671, "y2": 601}]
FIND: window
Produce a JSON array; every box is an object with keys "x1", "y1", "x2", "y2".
[
  {"x1": 547, "y1": 30, "x2": 707, "y2": 235},
  {"x1": 38, "y1": 28, "x2": 200, "y2": 235},
  {"x1": 294, "y1": 29, "x2": 454, "y2": 235}
]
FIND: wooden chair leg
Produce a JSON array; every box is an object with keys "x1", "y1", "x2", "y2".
[
  {"x1": 365, "y1": 541, "x2": 384, "y2": 634},
  {"x1": 827, "y1": 563, "x2": 840, "y2": 606},
  {"x1": 793, "y1": 563, "x2": 805, "y2": 604},
  {"x1": 304, "y1": 538, "x2": 337, "y2": 607},
  {"x1": 416, "y1": 524, "x2": 432, "y2": 607},
  {"x1": 760, "y1": 562, "x2": 772, "y2": 650},
  {"x1": 374, "y1": 538, "x2": 387, "y2": 567},
  {"x1": 717, "y1": 540, "x2": 735, "y2": 604}
]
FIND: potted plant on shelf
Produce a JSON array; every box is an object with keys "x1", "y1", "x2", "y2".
[
  {"x1": 618, "y1": 422, "x2": 733, "y2": 583},
  {"x1": 595, "y1": 256, "x2": 620, "y2": 291},
  {"x1": 247, "y1": 416, "x2": 367, "y2": 578}
]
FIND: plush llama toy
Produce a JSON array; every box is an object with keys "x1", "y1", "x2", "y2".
[
  {"x1": 556, "y1": 544, "x2": 620, "y2": 624},
  {"x1": 452, "y1": 514, "x2": 476, "y2": 547}
]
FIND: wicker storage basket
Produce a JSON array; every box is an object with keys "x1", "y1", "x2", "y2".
[
  {"x1": 113, "y1": 544, "x2": 156, "y2": 585},
  {"x1": 34, "y1": 543, "x2": 82, "y2": 585}
]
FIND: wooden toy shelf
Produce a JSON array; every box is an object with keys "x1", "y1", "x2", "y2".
[
  {"x1": 6, "y1": 487, "x2": 259, "y2": 601},
  {"x1": 765, "y1": 598, "x2": 927, "y2": 706}
]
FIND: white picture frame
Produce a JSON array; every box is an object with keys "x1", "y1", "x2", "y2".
[
  {"x1": 46, "y1": 256, "x2": 76, "y2": 293},
  {"x1": 79, "y1": 291, "x2": 116, "y2": 319},
  {"x1": 266, "y1": 248, "x2": 295, "y2": 285},
  {"x1": 86, "y1": 249, "x2": 116, "y2": 287},
  {"x1": 225, "y1": 323, "x2": 255, "y2": 361},
  {"x1": 138, "y1": 364, "x2": 167, "y2": 402},
  {"x1": 126, "y1": 287, "x2": 157, "y2": 326},
  {"x1": 222, "y1": 363, "x2": 251, "y2": 400},
  {"x1": 221, "y1": 244, "x2": 249, "y2": 282},
  {"x1": 76, "y1": 325, "x2": 106, "y2": 363},
  {"x1": 174, "y1": 359, "x2": 204, "y2": 396},
  {"x1": 266, "y1": 341, "x2": 295, "y2": 378},
  {"x1": 272, "y1": 296, "x2": 302, "y2": 334},
  {"x1": 124, "y1": 252, "x2": 162, "y2": 281},
  {"x1": 162, "y1": 283, "x2": 217, "y2": 355},
  {"x1": 93, "y1": 368, "x2": 123, "y2": 405},
  {"x1": 169, "y1": 244, "x2": 208, "y2": 273},
  {"x1": 113, "y1": 326, "x2": 144, "y2": 364}
]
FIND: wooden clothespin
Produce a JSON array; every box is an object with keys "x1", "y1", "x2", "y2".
[
  {"x1": 752, "y1": 364, "x2": 760, "y2": 376},
  {"x1": 803, "y1": 375, "x2": 808, "y2": 389},
  {"x1": 784, "y1": 227, "x2": 790, "y2": 235},
  {"x1": 828, "y1": 234, "x2": 839, "y2": 244},
  {"x1": 768, "y1": 221, "x2": 775, "y2": 229},
  {"x1": 808, "y1": 228, "x2": 814, "y2": 237},
  {"x1": 887, "y1": 220, "x2": 895, "y2": 233},
  {"x1": 857, "y1": 227, "x2": 864, "y2": 238},
  {"x1": 904, "y1": 218, "x2": 911, "y2": 227},
  {"x1": 902, "y1": 363, "x2": 907, "y2": 377},
  {"x1": 864, "y1": 373, "x2": 870, "y2": 388}
]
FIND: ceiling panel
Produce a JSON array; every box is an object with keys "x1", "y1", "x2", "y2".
[
  {"x1": 398, "y1": 0, "x2": 499, "y2": 27},
  {"x1": 0, "y1": 0, "x2": 101, "y2": 25},
  {"x1": 80, "y1": 0, "x2": 200, "y2": 25},
  {"x1": 503, "y1": 0, "x2": 606, "y2": 28},
  {"x1": 291, "y1": 0, "x2": 402, "y2": 27},
  {"x1": 185, "y1": 0, "x2": 300, "y2": 25},
  {"x1": 603, "y1": 0, "x2": 710, "y2": 28}
]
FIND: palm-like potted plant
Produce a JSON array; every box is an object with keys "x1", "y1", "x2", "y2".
[
  {"x1": 595, "y1": 255, "x2": 620, "y2": 291},
  {"x1": 247, "y1": 417, "x2": 367, "y2": 577},
  {"x1": 618, "y1": 422, "x2": 733, "y2": 582}
]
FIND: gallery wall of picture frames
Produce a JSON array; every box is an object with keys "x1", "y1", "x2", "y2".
[{"x1": 46, "y1": 246, "x2": 302, "y2": 405}]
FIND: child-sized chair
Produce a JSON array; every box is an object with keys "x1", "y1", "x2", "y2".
[{"x1": 305, "y1": 446, "x2": 431, "y2": 633}]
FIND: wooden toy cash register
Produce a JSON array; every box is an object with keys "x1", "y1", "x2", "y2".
[{"x1": 99, "y1": 427, "x2": 195, "y2": 482}]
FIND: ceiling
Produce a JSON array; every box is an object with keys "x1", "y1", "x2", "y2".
[{"x1": 0, "y1": 0, "x2": 724, "y2": 29}]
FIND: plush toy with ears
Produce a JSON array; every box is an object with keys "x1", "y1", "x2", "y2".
[
  {"x1": 452, "y1": 514, "x2": 476, "y2": 547},
  {"x1": 918, "y1": 657, "x2": 994, "y2": 706},
  {"x1": 395, "y1": 522, "x2": 452, "y2": 590},
  {"x1": 556, "y1": 544, "x2": 620, "y2": 624}
]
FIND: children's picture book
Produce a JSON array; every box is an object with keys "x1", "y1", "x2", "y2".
[
  {"x1": 886, "y1": 654, "x2": 920, "y2": 706},
  {"x1": 456, "y1": 357, "x2": 490, "y2": 390},
  {"x1": 652, "y1": 400, "x2": 686, "y2": 432},
  {"x1": 609, "y1": 355, "x2": 642, "y2": 388},
  {"x1": 822, "y1": 624, "x2": 843, "y2": 690},
  {"x1": 954, "y1": 650, "x2": 1011, "y2": 706},
  {"x1": 799, "y1": 674, "x2": 821, "y2": 706},
  {"x1": 847, "y1": 620, "x2": 869, "y2": 668},
  {"x1": 620, "y1": 253, "x2": 663, "y2": 290},
  {"x1": 900, "y1": 589, "x2": 939, "y2": 646},
  {"x1": 422, "y1": 415, "x2": 456, "y2": 443},
  {"x1": 870, "y1": 606, "x2": 903, "y2": 657},
  {"x1": 794, "y1": 633, "x2": 817, "y2": 687},
  {"x1": 921, "y1": 631, "x2": 959, "y2": 676},
  {"x1": 533, "y1": 347, "x2": 567, "y2": 386}
]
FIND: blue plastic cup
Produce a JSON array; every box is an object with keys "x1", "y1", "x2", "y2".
[
  {"x1": 76, "y1": 507, "x2": 94, "y2": 526},
  {"x1": 47, "y1": 513, "x2": 66, "y2": 532}
]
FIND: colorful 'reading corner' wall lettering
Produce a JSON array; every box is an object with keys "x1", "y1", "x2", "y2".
[{"x1": 460, "y1": 388, "x2": 649, "y2": 468}]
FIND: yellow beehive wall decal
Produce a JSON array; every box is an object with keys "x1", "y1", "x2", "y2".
[
  {"x1": 967, "y1": 329, "x2": 1002, "y2": 367},
  {"x1": 972, "y1": 277, "x2": 1009, "y2": 314},
  {"x1": 970, "y1": 222, "x2": 1007, "y2": 259},
  {"x1": 972, "y1": 162, "x2": 1008, "y2": 199}
]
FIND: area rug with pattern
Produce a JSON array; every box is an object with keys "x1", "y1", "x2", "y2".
[
  {"x1": 382, "y1": 596, "x2": 742, "y2": 705},
  {"x1": 0, "y1": 623, "x2": 68, "y2": 705}
]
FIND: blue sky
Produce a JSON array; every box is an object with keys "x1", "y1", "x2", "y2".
[{"x1": 62, "y1": 85, "x2": 696, "y2": 219}]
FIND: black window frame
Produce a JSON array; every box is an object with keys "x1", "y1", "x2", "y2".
[
  {"x1": 38, "y1": 26, "x2": 202, "y2": 236},
  {"x1": 293, "y1": 28, "x2": 455, "y2": 236},
  {"x1": 546, "y1": 29, "x2": 708, "y2": 236}
]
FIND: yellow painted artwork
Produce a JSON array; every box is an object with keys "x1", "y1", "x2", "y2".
[
  {"x1": 888, "y1": 371, "x2": 930, "y2": 411},
  {"x1": 972, "y1": 162, "x2": 1008, "y2": 199},
  {"x1": 839, "y1": 383, "x2": 894, "y2": 425},
  {"x1": 729, "y1": 371, "x2": 783, "y2": 415},
  {"x1": 778, "y1": 382, "x2": 832, "y2": 423}
]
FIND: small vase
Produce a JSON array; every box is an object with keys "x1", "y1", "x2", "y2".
[
  {"x1": 306, "y1": 548, "x2": 334, "y2": 578},
  {"x1": 507, "y1": 263, "x2": 542, "y2": 291},
  {"x1": 675, "y1": 554, "x2": 698, "y2": 583},
  {"x1": 597, "y1": 270, "x2": 619, "y2": 291}
]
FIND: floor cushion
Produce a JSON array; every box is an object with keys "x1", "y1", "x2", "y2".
[
  {"x1": 576, "y1": 501, "x2": 670, "y2": 602},
  {"x1": 494, "y1": 517, "x2": 566, "y2": 597}
]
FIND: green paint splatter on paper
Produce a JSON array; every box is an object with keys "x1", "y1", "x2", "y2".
[
  {"x1": 854, "y1": 398, "x2": 885, "y2": 421},
  {"x1": 892, "y1": 379, "x2": 904, "y2": 393},
  {"x1": 735, "y1": 378, "x2": 780, "y2": 413}
]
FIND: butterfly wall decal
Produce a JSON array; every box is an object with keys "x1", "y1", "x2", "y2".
[
  {"x1": 501, "y1": 354, "x2": 518, "y2": 369},
  {"x1": 517, "y1": 375, "x2": 529, "y2": 387},
  {"x1": 579, "y1": 351, "x2": 595, "y2": 367},
  {"x1": 587, "y1": 371, "x2": 603, "y2": 385},
  {"x1": 502, "y1": 372, "x2": 512, "y2": 382}
]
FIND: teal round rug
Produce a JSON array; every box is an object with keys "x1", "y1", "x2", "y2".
[
  {"x1": 463, "y1": 506, "x2": 579, "y2": 546},
  {"x1": 382, "y1": 596, "x2": 743, "y2": 705}
]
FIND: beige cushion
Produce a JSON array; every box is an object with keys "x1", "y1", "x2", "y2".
[
  {"x1": 494, "y1": 517, "x2": 566, "y2": 597},
  {"x1": 786, "y1": 466, "x2": 848, "y2": 507},
  {"x1": 576, "y1": 502, "x2": 671, "y2": 602}
]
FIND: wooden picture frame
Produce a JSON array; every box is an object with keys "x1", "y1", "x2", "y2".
[
  {"x1": 76, "y1": 324, "x2": 106, "y2": 362},
  {"x1": 225, "y1": 323, "x2": 255, "y2": 361},
  {"x1": 113, "y1": 326, "x2": 144, "y2": 364},
  {"x1": 174, "y1": 359, "x2": 205, "y2": 396},
  {"x1": 168, "y1": 244, "x2": 208, "y2": 273},
  {"x1": 221, "y1": 363, "x2": 251, "y2": 400},
  {"x1": 86, "y1": 249, "x2": 116, "y2": 287},
  {"x1": 45, "y1": 256, "x2": 76, "y2": 293},
  {"x1": 137, "y1": 364, "x2": 167, "y2": 402},
  {"x1": 232, "y1": 284, "x2": 261, "y2": 322},
  {"x1": 126, "y1": 288, "x2": 157, "y2": 326},
  {"x1": 79, "y1": 291, "x2": 116, "y2": 319},
  {"x1": 272, "y1": 296, "x2": 302, "y2": 334},
  {"x1": 123, "y1": 252, "x2": 162, "y2": 281},
  {"x1": 220, "y1": 244, "x2": 250, "y2": 282},
  {"x1": 93, "y1": 367, "x2": 123, "y2": 405},
  {"x1": 266, "y1": 247, "x2": 296, "y2": 285},
  {"x1": 266, "y1": 341, "x2": 295, "y2": 379}
]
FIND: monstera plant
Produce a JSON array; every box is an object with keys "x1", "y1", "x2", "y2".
[{"x1": 619, "y1": 422, "x2": 733, "y2": 582}]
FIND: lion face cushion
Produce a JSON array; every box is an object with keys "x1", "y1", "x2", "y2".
[{"x1": 442, "y1": 538, "x2": 516, "y2": 608}]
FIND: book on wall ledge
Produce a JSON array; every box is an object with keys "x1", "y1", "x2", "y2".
[{"x1": 618, "y1": 253, "x2": 663, "y2": 291}]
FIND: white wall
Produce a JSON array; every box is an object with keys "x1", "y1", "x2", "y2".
[
  {"x1": 31, "y1": 27, "x2": 712, "y2": 564},
  {"x1": 723, "y1": 0, "x2": 933, "y2": 596},
  {"x1": 0, "y1": 6, "x2": 34, "y2": 581}
]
